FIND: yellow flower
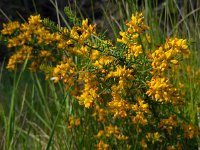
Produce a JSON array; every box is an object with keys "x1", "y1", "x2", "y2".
[
  {"x1": 158, "y1": 115, "x2": 178, "y2": 135},
  {"x1": 146, "y1": 75, "x2": 183, "y2": 104},
  {"x1": 126, "y1": 13, "x2": 149, "y2": 33},
  {"x1": 126, "y1": 44, "x2": 142, "y2": 59},
  {"x1": 146, "y1": 132, "x2": 162, "y2": 144},
  {"x1": 115, "y1": 134, "x2": 128, "y2": 140},
  {"x1": 82, "y1": 18, "x2": 88, "y2": 29},
  {"x1": 167, "y1": 142, "x2": 182, "y2": 150},
  {"x1": 39, "y1": 50, "x2": 52, "y2": 57},
  {"x1": 76, "y1": 72, "x2": 99, "y2": 108},
  {"x1": 105, "y1": 124, "x2": 120, "y2": 137},
  {"x1": 95, "y1": 140, "x2": 110, "y2": 150},
  {"x1": 93, "y1": 56, "x2": 114, "y2": 69},
  {"x1": 90, "y1": 50, "x2": 100, "y2": 60},
  {"x1": 28, "y1": 15, "x2": 42, "y2": 25},
  {"x1": 92, "y1": 105, "x2": 107, "y2": 122},
  {"x1": 183, "y1": 123, "x2": 198, "y2": 139},
  {"x1": 140, "y1": 138, "x2": 147, "y2": 149},
  {"x1": 95, "y1": 130, "x2": 105, "y2": 138},
  {"x1": 6, "y1": 45, "x2": 33, "y2": 70},
  {"x1": 1, "y1": 21, "x2": 20, "y2": 35},
  {"x1": 67, "y1": 116, "x2": 81, "y2": 129}
]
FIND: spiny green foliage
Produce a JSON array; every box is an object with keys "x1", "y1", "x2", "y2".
[
  {"x1": 42, "y1": 18, "x2": 60, "y2": 32},
  {"x1": 64, "y1": 6, "x2": 80, "y2": 26},
  {"x1": 0, "y1": 1, "x2": 200, "y2": 150}
]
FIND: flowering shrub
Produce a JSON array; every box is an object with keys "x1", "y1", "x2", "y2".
[{"x1": 0, "y1": 11, "x2": 199, "y2": 149}]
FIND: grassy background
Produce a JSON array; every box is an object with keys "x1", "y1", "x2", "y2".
[{"x1": 0, "y1": 0, "x2": 200, "y2": 149}]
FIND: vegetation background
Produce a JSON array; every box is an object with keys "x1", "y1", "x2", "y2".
[
  {"x1": 0, "y1": 0, "x2": 200, "y2": 149},
  {"x1": 0, "y1": 0, "x2": 199, "y2": 60}
]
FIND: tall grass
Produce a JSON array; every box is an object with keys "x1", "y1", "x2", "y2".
[{"x1": 0, "y1": 0, "x2": 200, "y2": 149}]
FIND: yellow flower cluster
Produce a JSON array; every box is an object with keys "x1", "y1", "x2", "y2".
[
  {"x1": 106, "y1": 66, "x2": 134, "y2": 118},
  {"x1": 1, "y1": 12, "x2": 199, "y2": 149},
  {"x1": 146, "y1": 132, "x2": 162, "y2": 144},
  {"x1": 95, "y1": 124, "x2": 128, "y2": 142},
  {"x1": 57, "y1": 19, "x2": 96, "y2": 57},
  {"x1": 6, "y1": 45, "x2": 32, "y2": 70},
  {"x1": 1, "y1": 21, "x2": 20, "y2": 35},
  {"x1": 71, "y1": 18, "x2": 96, "y2": 44},
  {"x1": 2, "y1": 15, "x2": 96, "y2": 71},
  {"x1": 126, "y1": 12, "x2": 149, "y2": 33},
  {"x1": 151, "y1": 38, "x2": 190, "y2": 74},
  {"x1": 146, "y1": 38, "x2": 190, "y2": 104},
  {"x1": 146, "y1": 76, "x2": 183, "y2": 104},
  {"x1": 182, "y1": 123, "x2": 198, "y2": 139},
  {"x1": 117, "y1": 13, "x2": 149, "y2": 60},
  {"x1": 167, "y1": 142, "x2": 182, "y2": 150},
  {"x1": 158, "y1": 115, "x2": 178, "y2": 134},
  {"x1": 93, "y1": 56, "x2": 114, "y2": 69},
  {"x1": 67, "y1": 116, "x2": 81, "y2": 129},
  {"x1": 52, "y1": 58, "x2": 76, "y2": 90},
  {"x1": 95, "y1": 140, "x2": 110, "y2": 150},
  {"x1": 92, "y1": 105, "x2": 107, "y2": 123},
  {"x1": 108, "y1": 98, "x2": 130, "y2": 118},
  {"x1": 76, "y1": 72, "x2": 99, "y2": 108},
  {"x1": 2, "y1": 15, "x2": 59, "y2": 70},
  {"x1": 6, "y1": 15, "x2": 57, "y2": 48},
  {"x1": 131, "y1": 97, "x2": 150, "y2": 126}
]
